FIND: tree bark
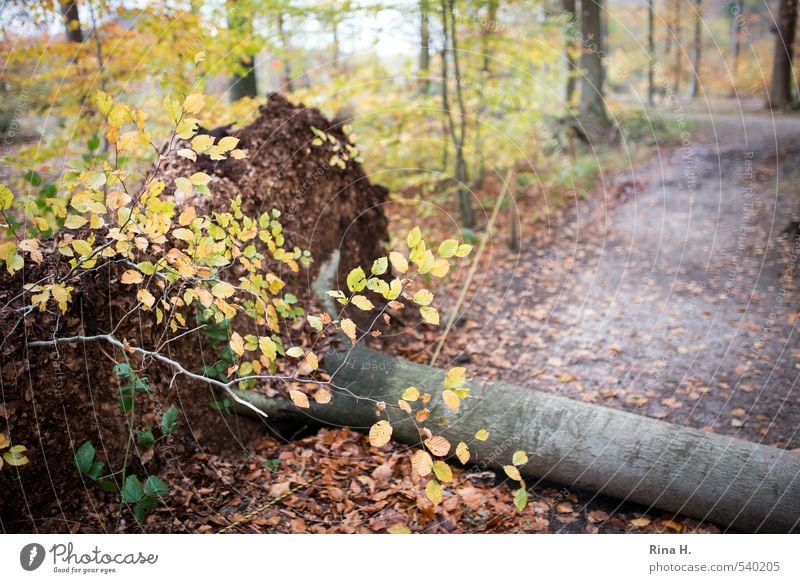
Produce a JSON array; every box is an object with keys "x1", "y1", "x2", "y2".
[
  {"x1": 59, "y1": 0, "x2": 84, "y2": 43},
  {"x1": 729, "y1": 0, "x2": 743, "y2": 95},
  {"x1": 277, "y1": 12, "x2": 294, "y2": 92},
  {"x1": 563, "y1": 0, "x2": 578, "y2": 105},
  {"x1": 688, "y1": 0, "x2": 703, "y2": 98},
  {"x1": 227, "y1": 0, "x2": 258, "y2": 101},
  {"x1": 648, "y1": 0, "x2": 655, "y2": 105},
  {"x1": 768, "y1": 0, "x2": 798, "y2": 109},
  {"x1": 236, "y1": 342, "x2": 800, "y2": 533},
  {"x1": 579, "y1": 0, "x2": 611, "y2": 130},
  {"x1": 419, "y1": 0, "x2": 431, "y2": 91},
  {"x1": 673, "y1": 0, "x2": 682, "y2": 94}
]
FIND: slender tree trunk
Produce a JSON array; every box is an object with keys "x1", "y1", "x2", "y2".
[
  {"x1": 564, "y1": 0, "x2": 578, "y2": 105},
  {"x1": 419, "y1": 0, "x2": 431, "y2": 91},
  {"x1": 475, "y1": 0, "x2": 499, "y2": 183},
  {"x1": 729, "y1": 0, "x2": 743, "y2": 94},
  {"x1": 648, "y1": 0, "x2": 656, "y2": 105},
  {"x1": 579, "y1": 0, "x2": 610, "y2": 127},
  {"x1": 227, "y1": 1, "x2": 258, "y2": 101},
  {"x1": 768, "y1": 0, "x2": 798, "y2": 109},
  {"x1": 441, "y1": 0, "x2": 474, "y2": 228},
  {"x1": 332, "y1": 20, "x2": 340, "y2": 69},
  {"x1": 277, "y1": 13, "x2": 294, "y2": 92},
  {"x1": 689, "y1": 0, "x2": 703, "y2": 98},
  {"x1": 673, "y1": 0, "x2": 682, "y2": 94},
  {"x1": 59, "y1": 0, "x2": 84, "y2": 43}
]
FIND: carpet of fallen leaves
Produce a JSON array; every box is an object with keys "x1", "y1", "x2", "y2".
[{"x1": 106, "y1": 427, "x2": 717, "y2": 534}]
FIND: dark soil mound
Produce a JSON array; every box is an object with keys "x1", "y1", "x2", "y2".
[{"x1": 0, "y1": 94, "x2": 389, "y2": 532}]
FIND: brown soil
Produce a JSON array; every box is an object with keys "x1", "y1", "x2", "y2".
[{"x1": 0, "y1": 93, "x2": 389, "y2": 533}]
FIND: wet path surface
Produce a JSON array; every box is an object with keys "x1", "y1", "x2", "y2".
[{"x1": 449, "y1": 113, "x2": 800, "y2": 451}]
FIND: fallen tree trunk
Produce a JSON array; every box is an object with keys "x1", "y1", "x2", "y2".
[{"x1": 238, "y1": 342, "x2": 800, "y2": 533}]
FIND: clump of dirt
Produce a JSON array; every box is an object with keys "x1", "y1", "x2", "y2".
[{"x1": 0, "y1": 93, "x2": 389, "y2": 533}]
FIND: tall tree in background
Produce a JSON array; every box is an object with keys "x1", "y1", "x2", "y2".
[
  {"x1": 227, "y1": 0, "x2": 258, "y2": 101},
  {"x1": 768, "y1": 0, "x2": 798, "y2": 109},
  {"x1": 59, "y1": 0, "x2": 83, "y2": 43},
  {"x1": 579, "y1": 0, "x2": 611, "y2": 129},
  {"x1": 648, "y1": 0, "x2": 655, "y2": 105},
  {"x1": 277, "y1": 12, "x2": 294, "y2": 91},
  {"x1": 563, "y1": 0, "x2": 579, "y2": 105},
  {"x1": 419, "y1": 0, "x2": 431, "y2": 91},
  {"x1": 441, "y1": 0, "x2": 474, "y2": 228},
  {"x1": 673, "y1": 0, "x2": 682, "y2": 93},
  {"x1": 475, "y1": 0, "x2": 498, "y2": 182},
  {"x1": 728, "y1": 0, "x2": 743, "y2": 94},
  {"x1": 688, "y1": 0, "x2": 703, "y2": 98}
]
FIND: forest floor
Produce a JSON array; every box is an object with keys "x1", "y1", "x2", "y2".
[{"x1": 53, "y1": 106, "x2": 800, "y2": 535}]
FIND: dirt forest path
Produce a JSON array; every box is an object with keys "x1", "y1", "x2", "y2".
[{"x1": 441, "y1": 110, "x2": 800, "y2": 456}]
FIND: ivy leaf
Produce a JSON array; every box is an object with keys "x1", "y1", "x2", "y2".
[
  {"x1": 74, "y1": 441, "x2": 95, "y2": 474},
  {"x1": 368, "y1": 420, "x2": 393, "y2": 447},
  {"x1": 121, "y1": 475, "x2": 144, "y2": 503},
  {"x1": 425, "y1": 479, "x2": 442, "y2": 505},
  {"x1": 346, "y1": 267, "x2": 367, "y2": 292}
]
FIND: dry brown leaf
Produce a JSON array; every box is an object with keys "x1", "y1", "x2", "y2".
[{"x1": 424, "y1": 435, "x2": 451, "y2": 457}]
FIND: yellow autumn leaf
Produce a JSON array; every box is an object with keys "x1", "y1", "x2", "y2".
[
  {"x1": 389, "y1": 251, "x2": 408, "y2": 274},
  {"x1": 398, "y1": 399, "x2": 412, "y2": 413},
  {"x1": 432, "y1": 460, "x2": 453, "y2": 483},
  {"x1": 178, "y1": 207, "x2": 196, "y2": 226},
  {"x1": 211, "y1": 281, "x2": 236, "y2": 299},
  {"x1": 386, "y1": 523, "x2": 411, "y2": 534},
  {"x1": 351, "y1": 294, "x2": 374, "y2": 311},
  {"x1": 314, "y1": 388, "x2": 332, "y2": 404},
  {"x1": 218, "y1": 136, "x2": 240, "y2": 152},
  {"x1": 340, "y1": 318, "x2": 357, "y2": 344},
  {"x1": 512, "y1": 451, "x2": 529, "y2": 466},
  {"x1": 305, "y1": 352, "x2": 319, "y2": 371},
  {"x1": 0, "y1": 433, "x2": 10, "y2": 449},
  {"x1": 424, "y1": 435, "x2": 450, "y2": 457},
  {"x1": 425, "y1": 479, "x2": 442, "y2": 505},
  {"x1": 412, "y1": 289, "x2": 433, "y2": 306},
  {"x1": 411, "y1": 449, "x2": 433, "y2": 476},
  {"x1": 407, "y1": 226, "x2": 422, "y2": 248},
  {"x1": 444, "y1": 367, "x2": 466, "y2": 389},
  {"x1": 121, "y1": 270, "x2": 143, "y2": 284},
  {"x1": 368, "y1": 420, "x2": 392, "y2": 447},
  {"x1": 229, "y1": 332, "x2": 245, "y2": 356},
  {"x1": 475, "y1": 429, "x2": 490, "y2": 441},
  {"x1": 503, "y1": 465, "x2": 522, "y2": 481},
  {"x1": 442, "y1": 389, "x2": 460, "y2": 412},
  {"x1": 289, "y1": 390, "x2": 310, "y2": 409},
  {"x1": 401, "y1": 386, "x2": 420, "y2": 401},
  {"x1": 455, "y1": 441, "x2": 470, "y2": 464},
  {"x1": 137, "y1": 288, "x2": 155, "y2": 308},
  {"x1": 419, "y1": 306, "x2": 439, "y2": 325},
  {"x1": 183, "y1": 92, "x2": 205, "y2": 114},
  {"x1": 191, "y1": 134, "x2": 214, "y2": 153}
]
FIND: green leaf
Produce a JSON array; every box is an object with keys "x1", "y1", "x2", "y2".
[
  {"x1": 513, "y1": 487, "x2": 528, "y2": 511},
  {"x1": 425, "y1": 478, "x2": 442, "y2": 505},
  {"x1": 437, "y1": 239, "x2": 459, "y2": 258},
  {"x1": 144, "y1": 475, "x2": 169, "y2": 497},
  {"x1": 24, "y1": 170, "x2": 41, "y2": 187},
  {"x1": 160, "y1": 405, "x2": 178, "y2": 436},
  {"x1": 0, "y1": 184, "x2": 13, "y2": 211},
  {"x1": 346, "y1": 267, "x2": 367, "y2": 292},
  {"x1": 113, "y1": 362, "x2": 132, "y2": 378},
  {"x1": 121, "y1": 475, "x2": 144, "y2": 503},
  {"x1": 133, "y1": 496, "x2": 156, "y2": 522},
  {"x1": 74, "y1": 441, "x2": 95, "y2": 474},
  {"x1": 455, "y1": 244, "x2": 473, "y2": 258},
  {"x1": 96, "y1": 479, "x2": 117, "y2": 492},
  {"x1": 135, "y1": 429, "x2": 155, "y2": 448},
  {"x1": 87, "y1": 133, "x2": 101, "y2": 151},
  {"x1": 86, "y1": 461, "x2": 105, "y2": 481}
]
